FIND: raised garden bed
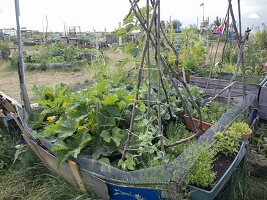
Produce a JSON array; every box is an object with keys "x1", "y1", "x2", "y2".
[
  {"x1": 2, "y1": 89, "x2": 254, "y2": 200},
  {"x1": 25, "y1": 60, "x2": 86, "y2": 70},
  {"x1": 188, "y1": 141, "x2": 246, "y2": 200},
  {"x1": 189, "y1": 75, "x2": 267, "y2": 120}
]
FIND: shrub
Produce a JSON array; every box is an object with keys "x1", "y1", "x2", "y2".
[{"x1": 0, "y1": 41, "x2": 10, "y2": 59}]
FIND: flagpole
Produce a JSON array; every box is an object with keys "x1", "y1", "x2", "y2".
[{"x1": 202, "y1": 3, "x2": 204, "y2": 21}]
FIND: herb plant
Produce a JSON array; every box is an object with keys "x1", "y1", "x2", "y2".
[
  {"x1": 213, "y1": 130, "x2": 241, "y2": 157},
  {"x1": 186, "y1": 145, "x2": 216, "y2": 188},
  {"x1": 192, "y1": 101, "x2": 227, "y2": 124}
]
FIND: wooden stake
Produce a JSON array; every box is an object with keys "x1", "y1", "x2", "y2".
[
  {"x1": 14, "y1": 0, "x2": 31, "y2": 114},
  {"x1": 68, "y1": 160, "x2": 86, "y2": 191}
]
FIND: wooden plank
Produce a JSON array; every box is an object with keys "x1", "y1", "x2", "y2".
[
  {"x1": 32, "y1": 140, "x2": 79, "y2": 187},
  {"x1": 190, "y1": 75, "x2": 261, "y2": 88},
  {"x1": 0, "y1": 91, "x2": 22, "y2": 108},
  {"x1": 189, "y1": 75, "x2": 261, "y2": 99},
  {"x1": 80, "y1": 170, "x2": 110, "y2": 200},
  {"x1": 1, "y1": 98, "x2": 16, "y2": 113},
  {"x1": 68, "y1": 160, "x2": 86, "y2": 191}
]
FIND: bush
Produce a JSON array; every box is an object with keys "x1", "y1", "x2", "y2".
[{"x1": 0, "y1": 41, "x2": 10, "y2": 59}]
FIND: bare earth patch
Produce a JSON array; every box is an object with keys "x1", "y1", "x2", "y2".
[
  {"x1": 0, "y1": 61, "x2": 93, "y2": 102},
  {"x1": 0, "y1": 49, "x2": 132, "y2": 102}
]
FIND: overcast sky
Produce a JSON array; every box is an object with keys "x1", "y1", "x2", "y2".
[{"x1": 0, "y1": 0, "x2": 266, "y2": 32}]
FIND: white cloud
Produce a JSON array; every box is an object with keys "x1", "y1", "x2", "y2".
[{"x1": 248, "y1": 13, "x2": 260, "y2": 19}]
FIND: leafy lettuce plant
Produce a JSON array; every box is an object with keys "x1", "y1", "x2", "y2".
[{"x1": 229, "y1": 122, "x2": 251, "y2": 135}]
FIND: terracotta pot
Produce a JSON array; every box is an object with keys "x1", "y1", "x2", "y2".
[
  {"x1": 184, "y1": 115, "x2": 213, "y2": 133},
  {"x1": 241, "y1": 128, "x2": 252, "y2": 141}
]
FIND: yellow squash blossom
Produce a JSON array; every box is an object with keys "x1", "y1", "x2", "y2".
[
  {"x1": 47, "y1": 116, "x2": 56, "y2": 122},
  {"x1": 63, "y1": 101, "x2": 68, "y2": 108}
]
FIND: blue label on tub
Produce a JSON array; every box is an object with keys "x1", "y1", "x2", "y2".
[{"x1": 107, "y1": 183, "x2": 162, "y2": 200}]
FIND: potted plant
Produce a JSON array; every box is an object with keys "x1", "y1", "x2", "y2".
[
  {"x1": 184, "y1": 101, "x2": 227, "y2": 132},
  {"x1": 229, "y1": 122, "x2": 252, "y2": 141},
  {"x1": 187, "y1": 127, "x2": 246, "y2": 200}
]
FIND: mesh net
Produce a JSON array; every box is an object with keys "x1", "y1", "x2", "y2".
[
  {"x1": 16, "y1": 92, "x2": 255, "y2": 191},
  {"x1": 75, "y1": 93, "x2": 255, "y2": 186}
]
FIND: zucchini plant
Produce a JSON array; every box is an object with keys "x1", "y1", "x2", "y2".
[{"x1": 29, "y1": 78, "x2": 188, "y2": 170}]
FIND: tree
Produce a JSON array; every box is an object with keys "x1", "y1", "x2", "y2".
[{"x1": 172, "y1": 20, "x2": 182, "y2": 33}]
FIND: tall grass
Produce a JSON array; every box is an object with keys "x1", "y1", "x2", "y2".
[
  {"x1": 0, "y1": 128, "x2": 97, "y2": 200},
  {"x1": 216, "y1": 159, "x2": 267, "y2": 200}
]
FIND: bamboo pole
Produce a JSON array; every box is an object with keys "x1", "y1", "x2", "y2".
[
  {"x1": 146, "y1": 0, "x2": 151, "y2": 117},
  {"x1": 238, "y1": 0, "x2": 249, "y2": 119},
  {"x1": 45, "y1": 15, "x2": 48, "y2": 45},
  {"x1": 165, "y1": 133, "x2": 197, "y2": 148},
  {"x1": 129, "y1": 1, "x2": 199, "y2": 133},
  {"x1": 238, "y1": 0, "x2": 246, "y2": 98},
  {"x1": 205, "y1": 8, "x2": 229, "y2": 93},
  {"x1": 122, "y1": 1, "x2": 158, "y2": 160},
  {"x1": 14, "y1": 0, "x2": 31, "y2": 114},
  {"x1": 156, "y1": 0, "x2": 165, "y2": 156}
]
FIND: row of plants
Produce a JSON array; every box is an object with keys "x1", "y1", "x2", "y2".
[
  {"x1": 186, "y1": 122, "x2": 251, "y2": 189},
  {"x1": 196, "y1": 63, "x2": 266, "y2": 85},
  {"x1": 10, "y1": 43, "x2": 99, "y2": 69}
]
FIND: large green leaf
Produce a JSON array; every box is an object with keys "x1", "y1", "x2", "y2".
[
  {"x1": 96, "y1": 80, "x2": 111, "y2": 95},
  {"x1": 101, "y1": 95, "x2": 119, "y2": 106},
  {"x1": 51, "y1": 139, "x2": 69, "y2": 151},
  {"x1": 111, "y1": 127, "x2": 123, "y2": 147},
  {"x1": 96, "y1": 105, "x2": 121, "y2": 127},
  {"x1": 100, "y1": 130, "x2": 112, "y2": 143},
  {"x1": 117, "y1": 28, "x2": 127, "y2": 36},
  {"x1": 123, "y1": 95, "x2": 135, "y2": 104}
]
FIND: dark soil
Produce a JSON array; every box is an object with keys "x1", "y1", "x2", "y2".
[{"x1": 213, "y1": 153, "x2": 234, "y2": 183}]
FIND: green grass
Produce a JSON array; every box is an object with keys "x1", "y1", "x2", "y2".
[
  {"x1": 0, "y1": 127, "x2": 97, "y2": 200},
  {"x1": 216, "y1": 159, "x2": 267, "y2": 200}
]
